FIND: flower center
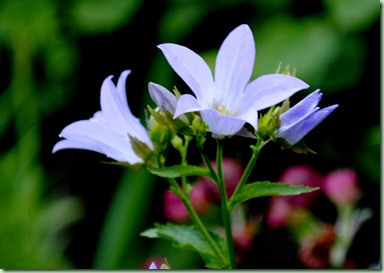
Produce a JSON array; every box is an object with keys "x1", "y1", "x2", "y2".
[{"x1": 217, "y1": 103, "x2": 235, "y2": 116}]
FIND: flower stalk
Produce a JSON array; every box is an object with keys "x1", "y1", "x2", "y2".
[
  {"x1": 230, "y1": 138, "x2": 268, "y2": 206},
  {"x1": 166, "y1": 177, "x2": 227, "y2": 267},
  {"x1": 216, "y1": 140, "x2": 237, "y2": 269}
]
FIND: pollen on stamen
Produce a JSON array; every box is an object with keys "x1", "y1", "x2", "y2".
[{"x1": 217, "y1": 103, "x2": 234, "y2": 116}]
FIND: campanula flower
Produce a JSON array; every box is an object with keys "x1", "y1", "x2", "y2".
[
  {"x1": 53, "y1": 70, "x2": 154, "y2": 165},
  {"x1": 156, "y1": 24, "x2": 310, "y2": 137},
  {"x1": 275, "y1": 90, "x2": 338, "y2": 145},
  {"x1": 149, "y1": 82, "x2": 178, "y2": 114},
  {"x1": 149, "y1": 262, "x2": 158, "y2": 269},
  {"x1": 148, "y1": 260, "x2": 170, "y2": 269}
]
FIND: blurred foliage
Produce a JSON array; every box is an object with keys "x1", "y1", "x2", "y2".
[
  {"x1": 69, "y1": 0, "x2": 144, "y2": 35},
  {"x1": 0, "y1": 0, "x2": 140, "y2": 269},
  {"x1": 0, "y1": 0, "x2": 379, "y2": 269}
]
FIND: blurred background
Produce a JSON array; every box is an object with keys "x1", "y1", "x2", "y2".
[{"x1": 0, "y1": 0, "x2": 379, "y2": 269}]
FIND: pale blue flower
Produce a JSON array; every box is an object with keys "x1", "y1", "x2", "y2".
[
  {"x1": 149, "y1": 262, "x2": 157, "y2": 269},
  {"x1": 53, "y1": 70, "x2": 153, "y2": 164},
  {"x1": 148, "y1": 82, "x2": 178, "y2": 114},
  {"x1": 275, "y1": 90, "x2": 338, "y2": 145},
  {"x1": 157, "y1": 24, "x2": 310, "y2": 136}
]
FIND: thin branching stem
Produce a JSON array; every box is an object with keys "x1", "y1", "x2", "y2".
[
  {"x1": 216, "y1": 140, "x2": 237, "y2": 269},
  {"x1": 230, "y1": 138, "x2": 268, "y2": 205},
  {"x1": 166, "y1": 177, "x2": 227, "y2": 266}
]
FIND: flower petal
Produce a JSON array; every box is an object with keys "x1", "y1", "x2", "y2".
[
  {"x1": 215, "y1": 24, "x2": 255, "y2": 107},
  {"x1": 276, "y1": 104, "x2": 338, "y2": 144},
  {"x1": 244, "y1": 74, "x2": 310, "y2": 111},
  {"x1": 100, "y1": 71, "x2": 152, "y2": 147},
  {"x1": 279, "y1": 90, "x2": 322, "y2": 125},
  {"x1": 53, "y1": 138, "x2": 131, "y2": 163},
  {"x1": 174, "y1": 94, "x2": 205, "y2": 118},
  {"x1": 148, "y1": 82, "x2": 177, "y2": 113},
  {"x1": 236, "y1": 105, "x2": 259, "y2": 130},
  {"x1": 149, "y1": 262, "x2": 157, "y2": 269},
  {"x1": 158, "y1": 43, "x2": 215, "y2": 106},
  {"x1": 57, "y1": 119, "x2": 141, "y2": 164},
  {"x1": 200, "y1": 109, "x2": 245, "y2": 136}
]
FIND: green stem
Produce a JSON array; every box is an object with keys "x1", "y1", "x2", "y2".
[
  {"x1": 180, "y1": 135, "x2": 192, "y2": 188},
  {"x1": 196, "y1": 136, "x2": 219, "y2": 182},
  {"x1": 166, "y1": 177, "x2": 227, "y2": 266},
  {"x1": 216, "y1": 140, "x2": 237, "y2": 269},
  {"x1": 330, "y1": 205, "x2": 353, "y2": 268},
  {"x1": 230, "y1": 138, "x2": 267, "y2": 204}
]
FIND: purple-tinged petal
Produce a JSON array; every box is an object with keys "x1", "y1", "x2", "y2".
[
  {"x1": 53, "y1": 138, "x2": 135, "y2": 163},
  {"x1": 236, "y1": 105, "x2": 259, "y2": 130},
  {"x1": 244, "y1": 74, "x2": 310, "y2": 111},
  {"x1": 149, "y1": 262, "x2": 157, "y2": 269},
  {"x1": 157, "y1": 43, "x2": 215, "y2": 106},
  {"x1": 116, "y1": 70, "x2": 131, "y2": 113},
  {"x1": 276, "y1": 104, "x2": 338, "y2": 144},
  {"x1": 280, "y1": 90, "x2": 322, "y2": 125},
  {"x1": 53, "y1": 138, "x2": 104, "y2": 155},
  {"x1": 174, "y1": 94, "x2": 205, "y2": 118},
  {"x1": 57, "y1": 120, "x2": 141, "y2": 163},
  {"x1": 200, "y1": 109, "x2": 245, "y2": 136},
  {"x1": 100, "y1": 71, "x2": 152, "y2": 148},
  {"x1": 235, "y1": 128, "x2": 257, "y2": 139},
  {"x1": 215, "y1": 24, "x2": 255, "y2": 107},
  {"x1": 148, "y1": 82, "x2": 177, "y2": 113}
]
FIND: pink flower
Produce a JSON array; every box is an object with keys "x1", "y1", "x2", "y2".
[
  {"x1": 279, "y1": 165, "x2": 322, "y2": 207},
  {"x1": 266, "y1": 197, "x2": 292, "y2": 228},
  {"x1": 163, "y1": 181, "x2": 212, "y2": 222},
  {"x1": 322, "y1": 169, "x2": 360, "y2": 206},
  {"x1": 199, "y1": 158, "x2": 244, "y2": 201},
  {"x1": 266, "y1": 165, "x2": 322, "y2": 228}
]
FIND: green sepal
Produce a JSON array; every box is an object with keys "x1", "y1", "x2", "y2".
[
  {"x1": 257, "y1": 103, "x2": 284, "y2": 139},
  {"x1": 147, "y1": 106, "x2": 194, "y2": 135},
  {"x1": 148, "y1": 165, "x2": 211, "y2": 178},
  {"x1": 129, "y1": 135, "x2": 158, "y2": 168},
  {"x1": 228, "y1": 181, "x2": 319, "y2": 211},
  {"x1": 141, "y1": 223, "x2": 228, "y2": 269}
]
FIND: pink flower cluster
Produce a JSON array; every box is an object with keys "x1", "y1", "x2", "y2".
[
  {"x1": 266, "y1": 165, "x2": 362, "y2": 269},
  {"x1": 267, "y1": 165, "x2": 361, "y2": 228}
]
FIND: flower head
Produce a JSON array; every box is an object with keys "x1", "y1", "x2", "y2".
[
  {"x1": 275, "y1": 90, "x2": 338, "y2": 145},
  {"x1": 266, "y1": 165, "x2": 322, "y2": 228},
  {"x1": 148, "y1": 260, "x2": 170, "y2": 269},
  {"x1": 149, "y1": 262, "x2": 158, "y2": 269},
  {"x1": 147, "y1": 82, "x2": 195, "y2": 135},
  {"x1": 322, "y1": 169, "x2": 360, "y2": 206},
  {"x1": 156, "y1": 24, "x2": 310, "y2": 137},
  {"x1": 53, "y1": 70, "x2": 154, "y2": 165}
]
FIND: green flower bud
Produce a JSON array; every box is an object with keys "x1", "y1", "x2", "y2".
[{"x1": 129, "y1": 135, "x2": 158, "y2": 168}]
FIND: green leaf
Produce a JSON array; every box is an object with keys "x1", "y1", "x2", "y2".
[
  {"x1": 141, "y1": 223, "x2": 228, "y2": 269},
  {"x1": 228, "y1": 181, "x2": 318, "y2": 211},
  {"x1": 148, "y1": 165, "x2": 211, "y2": 178}
]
